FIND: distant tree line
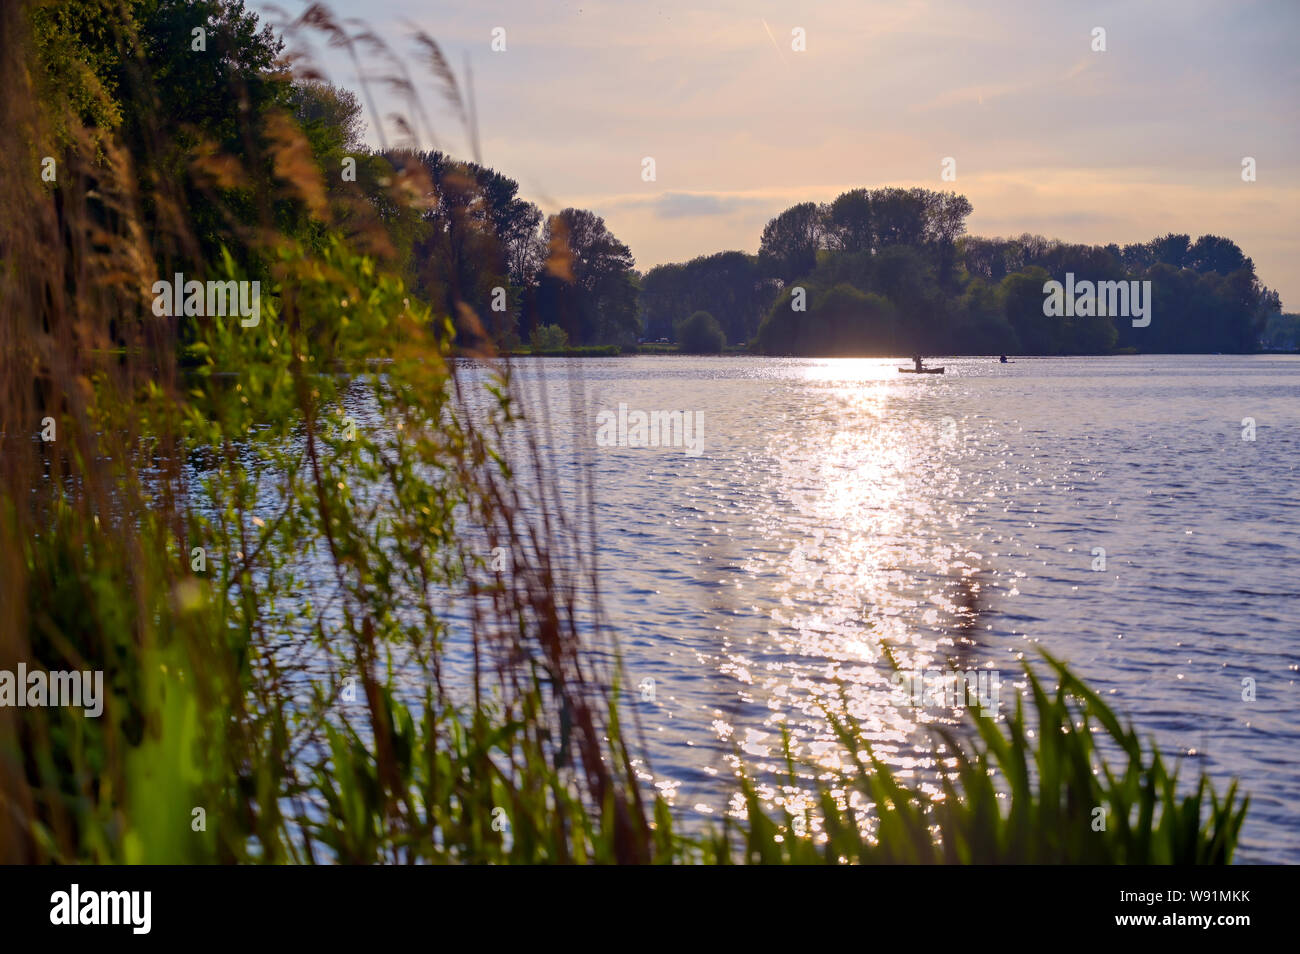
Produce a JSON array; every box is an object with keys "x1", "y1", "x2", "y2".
[{"x1": 643, "y1": 188, "x2": 1281, "y2": 356}]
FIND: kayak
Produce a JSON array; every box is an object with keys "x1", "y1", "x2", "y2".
[{"x1": 898, "y1": 367, "x2": 945, "y2": 374}]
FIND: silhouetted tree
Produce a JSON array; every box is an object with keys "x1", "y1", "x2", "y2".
[
  {"x1": 758, "y1": 202, "x2": 822, "y2": 282},
  {"x1": 532, "y1": 208, "x2": 638, "y2": 346}
]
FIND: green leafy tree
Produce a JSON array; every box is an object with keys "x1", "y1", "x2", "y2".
[
  {"x1": 123, "y1": 0, "x2": 288, "y2": 277},
  {"x1": 1001, "y1": 267, "x2": 1061, "y2": 354},
  {"x1": 289, "y1": 80, "x2": 366, "y2": 153},
  {"x1": 676, "y1": 310, "x2": 724, "y2": 353},
  {"x1": 754, "y1": 283, "x2": 896, "y2": 355},
  {"x1": 529, "y1": 323, "x2": 569, "y2": 351},
  {"x1": 29, "y1": 0, "x2": 131, "y2": 148},
  {"x1": 952, "y1": 278, "x2": 1019, "y2": 353}
]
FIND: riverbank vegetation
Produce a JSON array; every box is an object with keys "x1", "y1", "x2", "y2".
[{"x1": 1, "y1": 0, "x2": 1248, "y2": 864}]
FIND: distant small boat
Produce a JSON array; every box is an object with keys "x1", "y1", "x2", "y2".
[{"x1": 898, "y1": 366, "x2": 944, "y2": 374}]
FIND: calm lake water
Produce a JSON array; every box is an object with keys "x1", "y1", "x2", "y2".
[{"x1": 468, "y1": 354, "x2": 1299, "y2": 863}]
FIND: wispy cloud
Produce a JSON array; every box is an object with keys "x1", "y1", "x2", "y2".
[{"x1": 585, "y1": 190, "x2": 774, "y2": 219}]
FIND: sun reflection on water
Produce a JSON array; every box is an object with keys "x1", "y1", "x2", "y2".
[{"x1": 693, "y1": 359, "x2": 995, "y2": 830}]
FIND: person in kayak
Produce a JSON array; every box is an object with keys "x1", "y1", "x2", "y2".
[{"x1": 912, "y1": 354, "x2": 924, "y2": 372}]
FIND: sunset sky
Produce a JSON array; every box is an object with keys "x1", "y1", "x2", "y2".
[{"x1": 260, "y1": 0, "x2": 1300, "y2": 306}]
